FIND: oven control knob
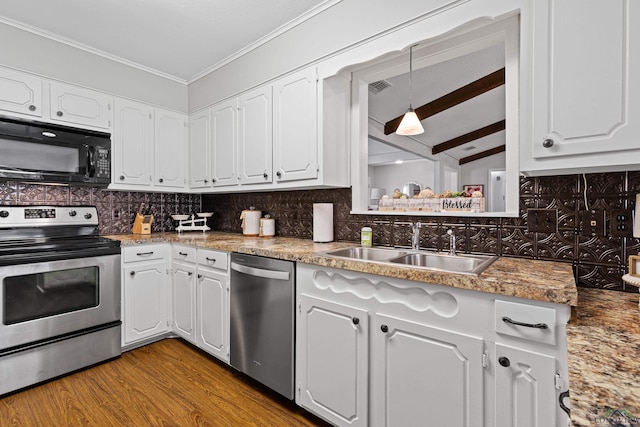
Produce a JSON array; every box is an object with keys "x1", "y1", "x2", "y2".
[
  {"x1": 68, "y1": 210, "x2": 77, "y2": 217},
  {"x1": 0, "y1": 210, "x2": 8, "y2": 218},
  {"x1": 84, "y1": 213, "x2": 93, "y2": 220}
]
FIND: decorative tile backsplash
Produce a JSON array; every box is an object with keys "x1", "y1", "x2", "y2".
[
  {"x1": 202, "y1": 172, "x2": 640, "y2": 293},
  {"x1": 0, "y1": 181, "x2": 201, "y2": 235},
  {"x1": 2, "y1": 171, "x2": 638, "y2": 292}
]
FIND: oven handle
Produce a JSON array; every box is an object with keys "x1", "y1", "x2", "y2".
[{"x1": 231, "y1": 262, "x2": 290, "y2": 281}]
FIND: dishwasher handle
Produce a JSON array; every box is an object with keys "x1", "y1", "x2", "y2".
[{"x1": 231, "y1": 262, "x2": 291, "y2": 281}]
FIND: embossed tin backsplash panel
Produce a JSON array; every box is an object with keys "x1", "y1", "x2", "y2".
[
  {"x1": 2, "y1": 171, "x2": 637, "y2": 292},
  {"x1": 202, "y1": 172, "x2": 640, "y2": 293}
]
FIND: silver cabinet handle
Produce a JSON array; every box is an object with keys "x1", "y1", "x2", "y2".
[
  {"x1": 57, "y1": 111, "x2": 63, "y2": 117},
  {"x1": 231, "y1": 262, "x2": 290, "y2": 281},
  {"x1": 502, "y1": 316, "x2": 548, "y2": 330},
  {"x1": 29, "y1": 105, "x2": 36, "y2": 111},
  {"x1": 542, "y1": 138, "x2": 554, "y2": 148}
]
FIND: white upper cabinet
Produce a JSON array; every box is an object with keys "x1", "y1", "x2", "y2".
[
  {"x1": 154, "y1": 108, "x2": 186, "y2": 188},
  {"x1": 238, "y1": 86, "x2": 273, "y2": 185},
  {"x1": 113, "y1": 99, "x2": 154, "y2": 186},
  {"x1": 211, "y1": 98, "x2": 238, "y2": 187},
  {"x1": 49, "y1": 82, "x2": 112, "y2": 130},
  {"x1": 188, "y1": 109, "x2": 210, "y2": 189},
  {"x1": 0, "y1": 67, "x2": 43, "y2": 117},
  {"x1": 521, "y1": 0, "x2": 640, "y2": 174},
  {"x1": 273, "y1": 67, "x2": 318, "y2": 182}
]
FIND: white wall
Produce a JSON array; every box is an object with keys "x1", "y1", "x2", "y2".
[
  {"x1": 370, "y1": 159, "x2": 436, "y2": 197},
  {"x1": 0, "y1": 23, "x2": 188, "y2": 112},
  {"x1": 460, "y1": 151, "x2": 506, "y2": 193}
]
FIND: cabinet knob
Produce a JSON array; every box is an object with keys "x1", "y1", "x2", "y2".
[
  {"x1": 263, "y1": 172, "x2": 268, "y2": 179},
  {"x1": 159, "y1": 178, "x2": 164, "y2": 183},
  {"x1": 56, "y1": 110, "x2": 63, "y2": 117},
  {"x1": 212, "y1": 178, "x2": 216, "y2": 183},
  {"x1": 380, "y1": 324, "x2": 388, "y2": 333},
  {"x1": 352, "y1": 317, "x2": 360, "y2": 325},
  {"x1": 188, "y1": 272, "x2": 193, "y2": 276},
  {"x1": 197, "y1": 274, "x2": 203, "y2": 279},
  {"x1": 542, "y1": 138, "x2": 554, "y2": 148},
  {"x1": 204, "y1": 179, "x2": 209, "y2": 184},
  {"x1": 276, "y1": 171, "x2": 282, "y2": 178},
  {"x1": 498, "y1": 356, "x2": 510, "y2": 367},
  {"x1": 130, "y1": 271, "x2": 135, "y2": 277},
  {"x1": 29, "y1": 104, "x2": 36, "y2": 111},
  {"x1": 119, "y1": 175, "x2": 125, "y2": 180}
]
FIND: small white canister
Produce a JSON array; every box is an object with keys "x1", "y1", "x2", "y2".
[{"x1": 259, "y1": 215, "x2": 275, "y2": 237}]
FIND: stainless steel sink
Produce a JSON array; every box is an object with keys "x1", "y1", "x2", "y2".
[
  {"x1": 323, "y1": 246, "x2": 497, "y2": 275},
  {"x1": 388, "y1": 252, "x2": 497, "y2": 275},
  {"x1": 324, "y1": 247, "x2": 408, "y2": 262}
]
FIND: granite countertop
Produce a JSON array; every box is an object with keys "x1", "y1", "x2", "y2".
[
  {"x1": 567, "y1": 288, "x2": 640, "y2": 426},
  {"x1": 107, "y1": 231, "x2": 578, "y2": 305}
]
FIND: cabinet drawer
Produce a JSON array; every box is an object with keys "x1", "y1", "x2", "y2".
[
  {"x1": 197, "y1": 249, "x2": 228, "y2": 271},
  {"x1": 172, "y1": 245, "x2": 196, "y2": 263},
  {"x1": 495, "y1": 300, "x2": 557, "y2": 345},
  {"x1": 123, "y1": 244, "x2": 166, "y2": 263}
]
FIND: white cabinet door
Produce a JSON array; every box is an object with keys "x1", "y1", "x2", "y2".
[
  {"x1": 189, "y1": 109, "x2": 210, "y2": 189},
  {"x1": 154, "y1": 108, "x2": 186, "y2": 188},
  {"x1": 273, "y1": 67, "x2": 318, "y2": 182},
  {"x1": 495, "y1": 344, "x2": 557, "y2": 427},
  {"x1": 372, "y1": 313, "x2": 485, "y2": 427},
  {"x1": 0, "y1": 67, "x2": 42, "y2": 117},
  {"x1": 211, "y1": 98, "x2": 238, "y2": 187},
  {"x1": 297, "y1": 294, "x2": 368, "y2": 427},
  {"x1": 196, "y1": 267, "x2": 228, "y2": 362},
  {"x1": 172, "y1": 261, "x2": 196, "y2": 344},
  {"x1": 238, "y1": 86, "x2": 272, "y2": 185},
  {"x1": 113, "y1": 99, "x2": 153, "y2": 186},
  {"x1": 525, "y1": 1, "x2": 640, "y2": 168},
  {"x1": 49, "y1": 82, "x2": 111, "y2": 129},
  {"x1": 123, "y1": 260, "x2": 169, "y2": 344}
]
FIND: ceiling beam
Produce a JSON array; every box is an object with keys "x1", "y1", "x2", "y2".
[
  {"x1": 432, "y1": 120, "x2": 506, "y2": 155},
  {"x1": 384, "y1": 67, "x2": 506, "y2": 135},
  {"x1": 459, "y1": 145, "x2": 506, "y2": 165}
]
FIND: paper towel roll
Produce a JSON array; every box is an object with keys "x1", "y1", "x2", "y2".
[{"x1": 313, "y1": 203, "x2": 334, "y2": 242}]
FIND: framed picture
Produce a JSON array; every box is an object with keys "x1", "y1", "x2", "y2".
[{"x1": 463, "y1": 184, "x2": 484, "y2": 197}]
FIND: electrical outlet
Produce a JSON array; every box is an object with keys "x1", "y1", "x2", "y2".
[
  {"x1": 610, "y1": 208, "x2": 633, "y2": 237},
  {"x1": 580, "y1": 209, "x2": 605, "y2": 237},
  {"x1": 527, "y1": 208, "x2": 558, "y2": 233}
]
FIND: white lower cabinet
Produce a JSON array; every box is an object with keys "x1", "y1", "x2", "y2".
[
  {"x1": 122, "y1": 245, "x2": 170, "y2": 346},
  {"x1": 171, "y1": 245, "x2": 197, "y2": 344},
  {"x1": 298, "y1": 295, "x2": 369, "y2": 426},
  {"x1": 495, "y1": 344, "x2": 557, "y2": 427},
  {"x1": 372, "y1": 313, "x2": 485, "y2": 427},
  {"x1": 296, "y1": 264, "x2": 571, "y2": 427},
  {"x1": 196, "y1": 263, "x2": 229, "y2": 362}
]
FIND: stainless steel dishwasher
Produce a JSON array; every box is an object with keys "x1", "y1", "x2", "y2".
[{"x1": 230, "y1": 253, "x2": 295, "y2": 399}]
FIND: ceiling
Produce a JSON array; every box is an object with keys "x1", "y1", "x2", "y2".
[
  {"x1": 0, "y1": 0, "x2": 330, "y2": 83},
  {"x1": 368, "y1": 44, "x2": 506, "y2": 163}
]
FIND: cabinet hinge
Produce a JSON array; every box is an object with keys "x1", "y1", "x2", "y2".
[
  {"x1": 554, "y1": 372, "x2": 563, "y2": 390},
  {"x1": 298, "y1": 300, "x2": 301, "y2": 313},
  {"x1": 482, "y1": 352, "x2": 489, "y2": 369}
]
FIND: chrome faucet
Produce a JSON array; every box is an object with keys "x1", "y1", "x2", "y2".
[
  {"x1": 411, "y1": 222, "x2": 422, "y2": 250},
  {"x1": 447, "y1": 229, "x2": 456, "y2": 256}
]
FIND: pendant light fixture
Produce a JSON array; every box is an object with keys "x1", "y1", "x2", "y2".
[{"x1": 396, "y1": 45, "x2": 424, "y2": 136}]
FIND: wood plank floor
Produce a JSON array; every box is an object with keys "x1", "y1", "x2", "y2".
[{"x1": 1, "y1": 338, "x2": 329, "y2": 426}]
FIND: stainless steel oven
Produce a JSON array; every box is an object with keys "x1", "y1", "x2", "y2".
[{"x1": 0, "y1": 205, "x2": 121, "y2": 395}]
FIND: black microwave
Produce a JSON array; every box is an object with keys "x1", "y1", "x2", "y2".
[{"x1": 0, "y1": 116, "x2": 111, "y2": 186}]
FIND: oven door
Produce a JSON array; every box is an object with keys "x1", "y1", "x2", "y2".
[{"x1": 0, "y1": 253, "x2": 120, "y2": 350}]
